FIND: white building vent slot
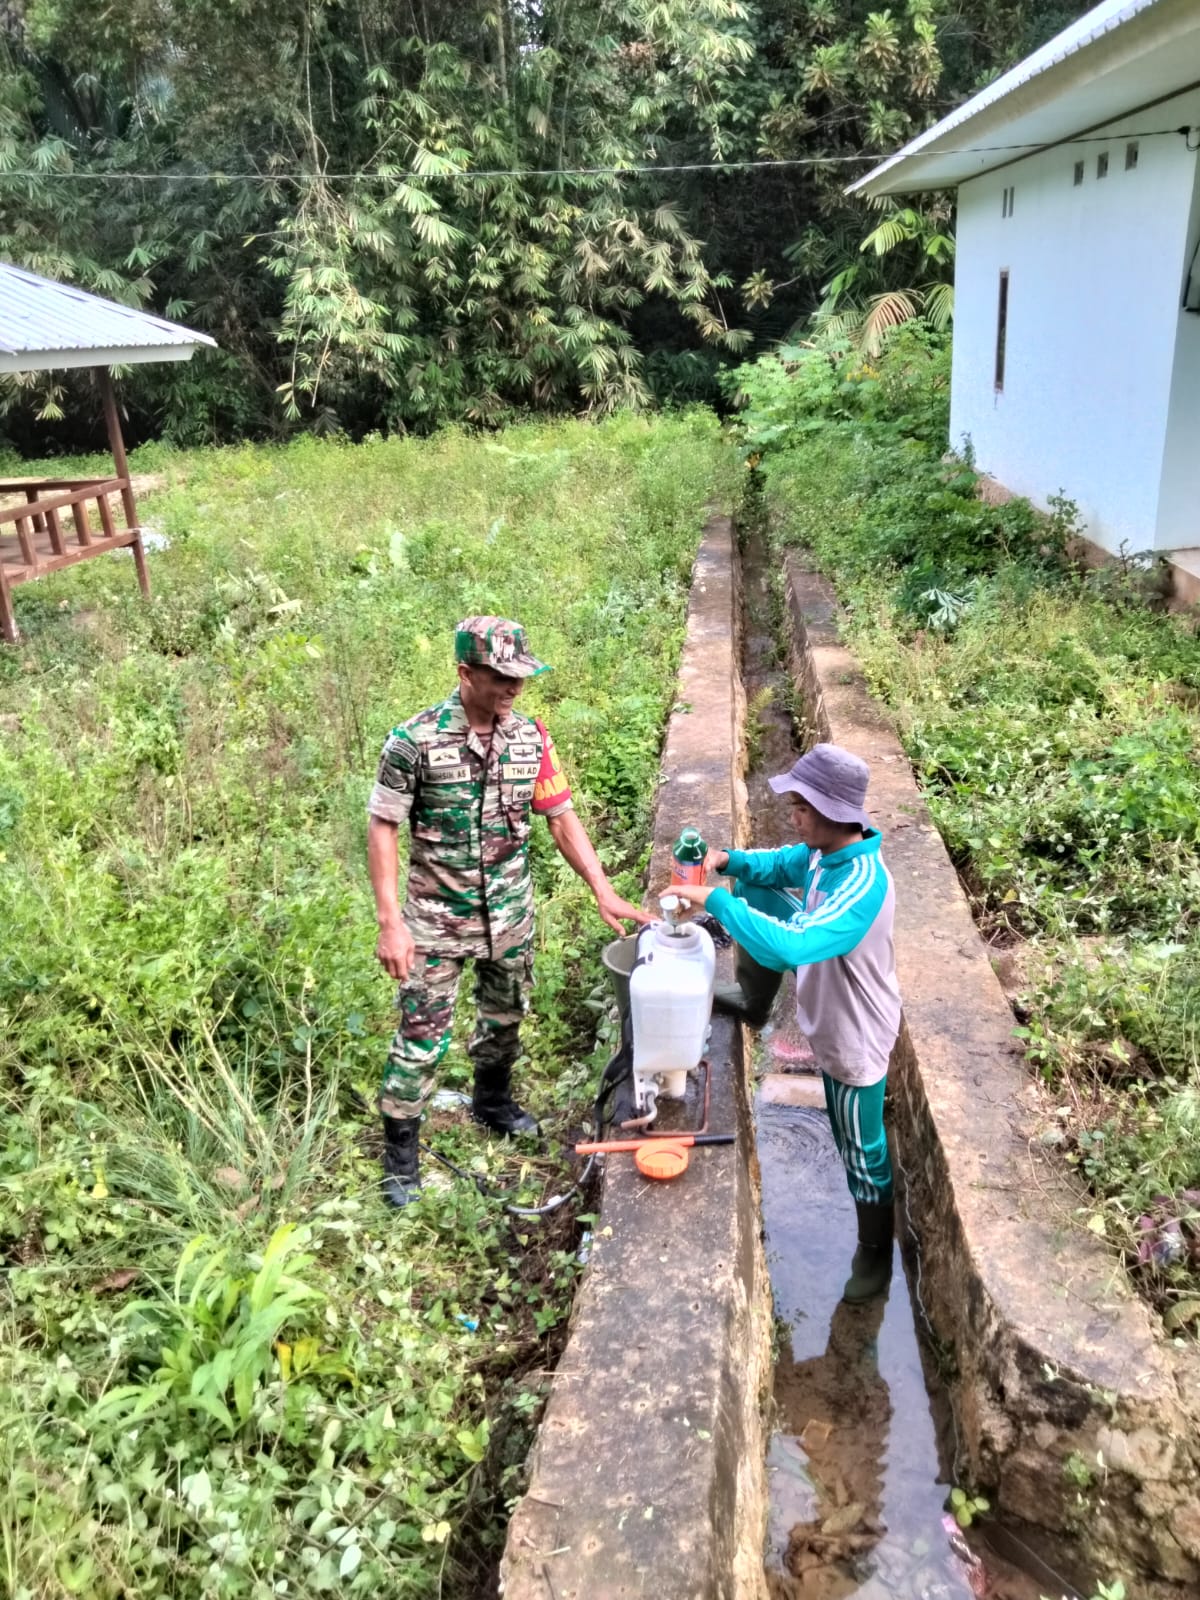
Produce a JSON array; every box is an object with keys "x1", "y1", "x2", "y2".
[
  {"x1": 1125, "y1": 142, "x2": 1139, "y2": 170},
  {"x1": 994, "y1": 270, "x2": 1010, "y2": 392}
]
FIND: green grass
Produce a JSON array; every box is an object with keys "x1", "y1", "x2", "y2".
[
  {"x1": 0, "y1": 411, "x2": 740, "y2": 1597},
  {"x1": 754, "y1": 420, "x2": 1200, "y2": 1324}
]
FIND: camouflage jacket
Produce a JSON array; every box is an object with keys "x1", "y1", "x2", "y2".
[{"x1": 368, "y1": 690, "x2": 574, "y2": 958}]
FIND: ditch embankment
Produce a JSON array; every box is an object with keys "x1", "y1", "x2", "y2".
[{"x1": 783, "y1": 551, "x2": 1200, "y2": 1598}]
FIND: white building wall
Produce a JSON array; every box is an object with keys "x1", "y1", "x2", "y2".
[
  {"x1": 949, "y1": 89, "x2": 1200, "y2": 555},
  {"x1": 1156, "y1": 156, "x2": 1200, "y2": 552}
]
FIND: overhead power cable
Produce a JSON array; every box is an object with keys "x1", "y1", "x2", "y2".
[{"x1": 0, "y1": 125, "x2": 1192, "y2": 183}]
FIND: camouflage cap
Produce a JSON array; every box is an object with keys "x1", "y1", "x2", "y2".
[{"x1": 454, "y1": 616, "x2": 549, "y2": 679}]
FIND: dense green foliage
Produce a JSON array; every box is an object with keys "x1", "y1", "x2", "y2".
[
  {"x1": 0, "y1": 412, "x2": 740, "y2": 1596},
  {"x1": 735, "y1": 333, "x2": 1200, "y2": 1318},
  {"x1": 0, "y1": 0, "x2": 1091, "y2": 442}
]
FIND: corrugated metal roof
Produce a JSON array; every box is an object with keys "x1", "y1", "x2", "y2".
[
  {"x1": 0, "y1": 262, "x2": 217, "y2": 372},
  {"x1": 850, "y1": 0, "x2": 1198, "y2": 196}
]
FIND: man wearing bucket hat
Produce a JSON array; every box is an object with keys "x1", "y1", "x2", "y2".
[
  {"x1": 367, "y1": 616, "x2": 649, "y2": 1208},
  {"x1": 676, "y1": 744, "x2": 902, "y2": 1302}
]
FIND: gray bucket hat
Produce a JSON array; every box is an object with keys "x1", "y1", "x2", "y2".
[{"x1": 768, "y1": 743, "x2": 871, "y2": 829}]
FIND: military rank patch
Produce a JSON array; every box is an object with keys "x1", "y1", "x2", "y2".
[{"x1": 428, "y1": 745, "x2": 469, "y2": 768}]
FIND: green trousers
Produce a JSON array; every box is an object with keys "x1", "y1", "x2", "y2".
[
  {"x1": 378, "y1": 945, "x2": 532, "y2": 1119},
  {"x1": 823, "y1": 1074, "x2": 893, "y2": 1205}
]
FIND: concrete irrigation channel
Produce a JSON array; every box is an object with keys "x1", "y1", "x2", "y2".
[{"x1": 499, "y1": 516, "x2": 1200, "y2": 1600}]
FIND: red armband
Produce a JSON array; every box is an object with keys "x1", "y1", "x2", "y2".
[{"x1": 531, "y1": 718, "x2": 573, "y2": 813}]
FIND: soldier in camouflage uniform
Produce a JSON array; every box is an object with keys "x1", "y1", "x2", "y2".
[{"x1": 367, "y1": 616, "x2": 649, "y2": 1207}]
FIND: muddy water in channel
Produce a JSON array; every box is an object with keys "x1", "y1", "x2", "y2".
[{"x1": 738, "y1": 527, "x2": 1057, "y2": 1600}]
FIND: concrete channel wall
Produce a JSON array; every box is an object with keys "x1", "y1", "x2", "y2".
[
  {"x1": 500, "y1": 515, "x2": 773, "y2": 1600},
  {"x1": 783, "y1": 554, "x2": 1200, "y2": 1598}
]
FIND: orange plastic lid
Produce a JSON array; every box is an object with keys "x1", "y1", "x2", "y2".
[{"x1": 635, "y1": 1142, "x2": 689, "y2": 1181}]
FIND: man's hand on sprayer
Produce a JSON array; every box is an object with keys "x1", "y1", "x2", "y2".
[
  {"x1": 661, "y1": 848, "x2": 729, "y2": 912},
  {"x1": 673, "y1": 882, "x2": 717, "y2": 910}
]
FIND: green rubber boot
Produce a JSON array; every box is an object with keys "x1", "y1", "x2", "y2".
[
  {"x1": 842, "y1": 1198, "x2": 894, "y2": 1303},
  {"x1": 712, "y1": 943, "x2": 783, "y2": 1028}
]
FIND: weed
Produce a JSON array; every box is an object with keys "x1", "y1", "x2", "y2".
[
  {"x1": 1063, "y1": 1451, "x2": 1095, "y2": 1491},
  {"x1": 0, "y1": 411, "x2": 739, "y2": 1596},
  {"x1": 1041, "y1": 1582, "x2": 1125, "y2": 1600},
  {"x1": 744, "y1": 686, "x2": 776, "y2": 770},
  {"x1": 947, "y1": 1485, "x2": 989, "y2": 1528}
]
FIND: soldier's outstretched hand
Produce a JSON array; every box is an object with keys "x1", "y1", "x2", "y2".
[{"x1": 594, "y1": 886, "x2": 653, "y2": 934}]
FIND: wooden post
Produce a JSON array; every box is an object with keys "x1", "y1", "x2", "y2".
[
  {"x1": 45, "y1": 506, "x2": 65, "y2": 555},
  {"x1": 73, "y1": 498, "x2": 92, "y2": 546},
  {"x1": 0, "y1": 561, "x2": 16, "y2": 644},
  {"x1": 14, "y1": 513, "x2": 35, "y2": 566},
  {"x1": 96, "y1": 491, "x2": 117, "y2": 542},
  {"x1": 98, "y1": 368, "x2": 150, "y2": 601},
  {"x1": 24, "y1": 486, "x2": 47, "y2": 535}
]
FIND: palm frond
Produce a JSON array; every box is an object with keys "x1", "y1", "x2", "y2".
[
  {"x1": 859, "y1": 288, "x2": 922, "y2": 355},
  {"x1": 923, "y1": 280, "x2": 955, "y2": 331},
  {"x1": 806, "y1": 303, "x2": 863, "y2": 346},
  {"x1": 861, "y1": 217, "x2": 911, "y2": 256}
]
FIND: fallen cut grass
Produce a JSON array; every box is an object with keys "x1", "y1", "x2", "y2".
[{"x1": 0, "y1": 411, "x2": 740, "y2": 1597}]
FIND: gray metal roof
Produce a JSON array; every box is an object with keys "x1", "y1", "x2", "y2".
[
  {"x1": 850, "y1": 0, "x2": 1200, "y2": 197},
  {"x1": 0, "y1": 261, "x2": 217, "y2": 373}
]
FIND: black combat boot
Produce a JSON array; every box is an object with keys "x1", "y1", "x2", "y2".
[
  {"x1": 712, "y1": 943, "x2": 784, "y2": 1028},
  {"x1": 471, "y1": 1063, "x2": 539, "y2": 1137},
  {"x1": 843, "y1": 1197, "x2": 895, "y2": 1303},
  {"x1": 380, "y1": 1115, "x2": 422, "y2": 1208}
]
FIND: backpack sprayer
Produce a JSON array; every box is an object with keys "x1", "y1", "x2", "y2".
[
  {"x1": 598, "y1": 893, "x2": 715, "y2": 1127},
  {"x1": 417, "y1": 828, "x2": 732, "y2": 1212}
]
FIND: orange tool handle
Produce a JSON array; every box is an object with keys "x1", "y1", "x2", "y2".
[
  {"x1": 575, "y1": 1137, "x2": 693, "y2": 1155},
  {"x1": 574, "y1": 1134, "x2": 734, "y2": 1155}
]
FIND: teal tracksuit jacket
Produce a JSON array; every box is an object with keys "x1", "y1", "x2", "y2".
[{"x1": 706, "y1": 829, "x2": 901, "y2": 1087}]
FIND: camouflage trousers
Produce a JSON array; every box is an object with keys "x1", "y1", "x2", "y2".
[{"x1": 378, "y1": 945, "x2": 533, "y2": 1120}]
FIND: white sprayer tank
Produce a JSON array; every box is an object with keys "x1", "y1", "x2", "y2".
[{"x1": 628, "y1": 918, "x2": 716, "y2": 1106}]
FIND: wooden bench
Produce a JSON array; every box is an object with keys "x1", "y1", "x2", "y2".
[{"x1": 0, "y1": 474, "x2": 149, "y2": 643}]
